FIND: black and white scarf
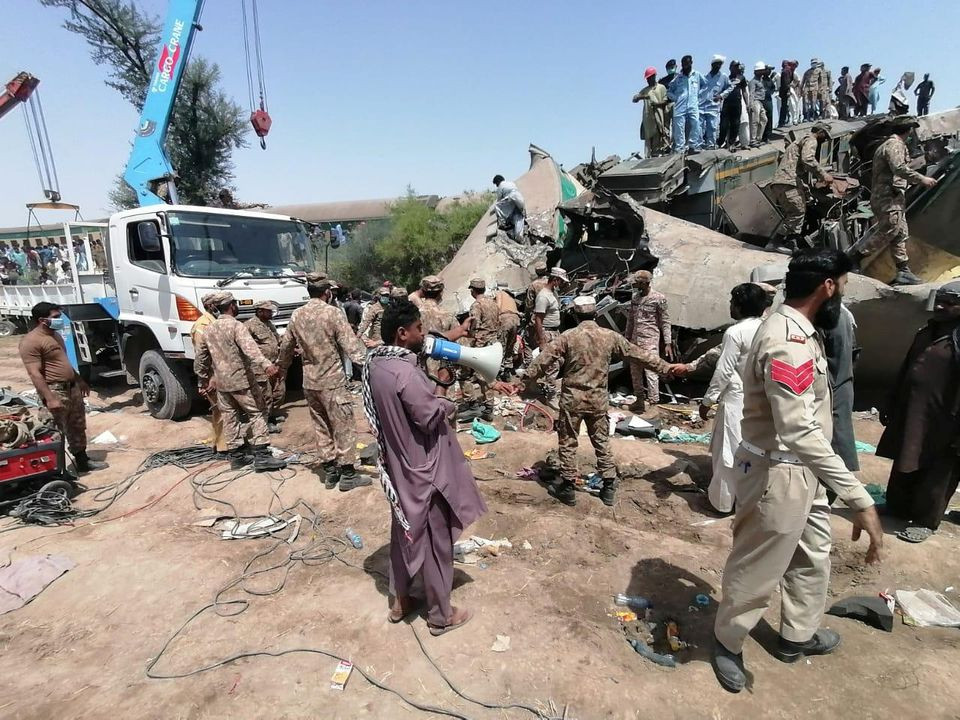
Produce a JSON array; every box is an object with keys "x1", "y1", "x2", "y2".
[{"x1": 361, "y1": 344, "x2": 413, "y2": 537}]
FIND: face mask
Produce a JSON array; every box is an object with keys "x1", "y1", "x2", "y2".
[
  {"x1": 46, "y1": 317, "x2": 66, "y2": 331},
  {"x1": 379, "y1": 296, "x2": 390, "y2": 306},
  {"x1": 814, "y1": 293, "x2": 843, "y2": 330}
]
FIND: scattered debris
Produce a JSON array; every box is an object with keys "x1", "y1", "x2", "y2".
[
  {"x1": 217, "y1": 515, "x2": 300, "y2": 542},
  {"x1": 657, "y1": 427, "x2": 711, "y2": 444},
  {"x1": 608, "y1": 609, "x2": 638, "y2": 623},
  {"x1": 91, "y1": 430, "x2": 119, "y2": 445},
  {"x1": 896, "y1": 590, "x2": 960, "y2": 628},
  {"x1": 826, "y1": 596, "x2": 894, "y2": 632},
  {"x1": 464, "y1": 448, "x2": 496, "y2": 460},
  {"x1": 864, "y1": 483, "x2": 886, "y2": 505},
  {"x1": 855, "y1": 441, "x2": 877, "y2": 454},
  {"x1": 626, "y1": 637, "x2": 676, "y2": 668},
  {"x1": 521, "y1": 540, "x2": 533, "y2": 551},
  {"x1": 345, "y1": 528, "x2": 363, "y2": 549},
  {"x1": 694, "y1": 594, "x2": 711, "y2": 608},
  {"x1": 471, "y1": 419, "x2": 500, "y2": 444},
  {"x1": 491, "y1": 634, "x2": 511, "y2": 653},
  {"x1": 614, "y1": 593, "x2": 652, "y2": 611},
  {"x1": 0, "y1": 554, "x2": 76, "y2": 615},
  {"x1": 330, "y1": 660, "x2": 353, "y2": 691},
  {"x1": 515, "y1": 467, "x2": 540, "y2": 480},
  {"x1": 454, "y1": 536, "x2": 513, "y2": 565}
]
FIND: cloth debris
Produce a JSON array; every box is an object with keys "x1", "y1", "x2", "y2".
[
  {"x1": 464, "y1": 448, "x2": 496, "y2": 460},
  {"x1": 855, "y1": 440, "x2": 877, "y2": 453},
  {"x1": 470, "y1": 419, "x2": 501, "y2": 444},
  {"x1": 896, "y1": 589, "x2": 960, "y2": 627},
  {"x1": 515, "y1": 467, "x2": 540, "y2": 480},
  {"x1": 491, "y1": 634, "x2": 511, "y2": 652},
  {"x1": 826, "y1": 595, "x2": 894, "y2": 632},
  {"x1": 454, "y1": 536, "x2": 513, "y2": 564},
  {"x1": 217, "y1": 515, "x2": 301, "y2": 542},
  {"x1": 91, "y1": 430, "x2": 118, "y2": 445},
  {"x1": 0, "y1": 554, "x2": 76, "y2": 615},
  {"x1": 658, "y1": 426, "x2": 711, "y2": 444},
  {"x1": 864, "y1": 483, "x2": 886, "y2": 505}
]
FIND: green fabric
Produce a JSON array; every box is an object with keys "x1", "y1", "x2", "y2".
[
  {"x1": 864, "y1": 483, "x2": 886, "y2": 505},
  {"x1": 555, "y1": 172, "x2": 579, "y2": 248},
  {"x1": 855, "y1": 440, "x2": 877, "y2": 453},
  {"x1": 658, "y1": 430, "x2": 712, "y2": 444},
  {"x1": 471, "y1": 419, "x2": 501, "y2": 444}
]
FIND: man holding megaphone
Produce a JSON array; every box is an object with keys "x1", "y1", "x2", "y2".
[
  {"x1": 459, "y1": 279, "x2": 502, "y2": 422},
  {"x1": 520, "y1": 296, "x2": 689, "y2": 507},
  {"x1": 362, "y1": 300, "x2": 515, "y2": 635}
]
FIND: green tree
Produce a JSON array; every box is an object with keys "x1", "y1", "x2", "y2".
[{"x1": 41, "y1": 0, "x2": 247, "y2": 209}]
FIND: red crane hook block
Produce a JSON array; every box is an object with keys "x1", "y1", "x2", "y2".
[{"x1": 250, "y1": 108, "x2": 272, "y2": 150}]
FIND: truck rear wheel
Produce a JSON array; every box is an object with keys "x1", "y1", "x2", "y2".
[
  {"x1": 0, "y1": 319, "x2": 16, "y2": 338},
  {"x1": 139, "y1": 350, "x2": 193, "y2": 420}
]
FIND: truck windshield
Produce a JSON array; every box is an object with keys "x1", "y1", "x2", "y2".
[{"x1": 166, "y1": 211, "x2": 313, "y2": 278}]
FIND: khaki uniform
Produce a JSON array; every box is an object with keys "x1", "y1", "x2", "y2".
[
  {"x1": 800, "y1": 66, "x2": 823, "y2": 119},
  {"x1": 818, "y1": 67, "x2": 832, "y2": 111},
  {"x1": 357, "y1": 302, "x2": 385, "y2": 347},
  {"x1": 461, "y1": 295, "x2": 501, "y2": 411},
  {"x1": 19, "y1": 327, "x2": 87, "y2": 454},
  {"x1": 194, "y1": 315, "x2": 274, "y2": 450},
  {"x1": 419, "y1": 297, "x2": 458, "y2": 381},
  {"x1": 190, "y1": 312, "x2": 226, "y2": 451},
  {"x1": 527, "y1": 320, "x2": 670, "y2": 482},
  {"x1": 714, "y1": 305, "x2": 874, "y2": 654},
  {"x1": 864, "y1": 134, "x2": 927, "y2": 266},
  {"x1": 245, "y1": 315, "x2": 284, "y2": 418},
  {"x1": 625, "y1": 289, "x2": 671, "y2": 403},
  {"x1": 769, "y1": 133, "x2": 831, "y2": 236},
  {"x1": 280, "y1": 299, "x2": 366, "y2": 465},
  {"x1": 522, "y1": 277, "x2": 549, "y2": 365}
]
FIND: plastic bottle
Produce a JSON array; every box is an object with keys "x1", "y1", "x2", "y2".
[
  {"x1": 345, "y1": 528, "x2": 363, "y2": 549},
  {"x1": 614, "y1": 593, "x2": 652, "y2": 610}
]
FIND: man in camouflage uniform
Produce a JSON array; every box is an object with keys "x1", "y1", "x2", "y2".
[
  {"x1": 279, "y1": 277, "x2": 373, "y2": 491},
  {"x1": 766, "y1": 123, "x2": 834, "y2": 254},
  {"x1": 358, "y1": 287, "x2": 390, "y2": 348},
  {"x1": 459, "y1": 278, "x2": 501, "y2": 421},
  {"x1": 191, "y1": 292, "x2": 227, "y2": 452},
  {"x1": 19, "y1": 302, "x2": 107, "y2": 474},
  {"x1": 524, "y1": 296, "x2": 683, "y2": 506},
  {"x1": 245, "y1": 300, "x2": 284, "y2": 428},
  {"x1": 800, "y1": 59, "x2": 823, "y2": 121},
  {"x1": 521, "y1": 261, "x2": 550, "y2": 365},
  {"x1": 625, "y1": 271, "x2": 673, "y2": 409},
  {"x1": 818, "y1": 63, "x2": 833, "y2": 118},
  {"x1": 850, "y1": 116, "x2": 938, "y2": 286},
  {"x1": 194, "y1": 292, "x2": 285, "y2": 471},
  {"x1": 418, "y1": 275, "x2": 471, "y2": 394}
]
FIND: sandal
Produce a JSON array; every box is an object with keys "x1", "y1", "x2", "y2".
[
  {"x1": 428, "y1": 607, "x2": 472, "y2": 636},
  {"x1": 897, "y1": 526, "x2": 934, "y2": 543},
  {"x1": 388, "y1": 596, "x2": 421, "y2": 624}
]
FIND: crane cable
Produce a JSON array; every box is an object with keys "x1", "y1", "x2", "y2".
[
  {"x1": 241, "y1": 0, "x2": 270, "y2": 149},
  {"x1": 21, "y1": 88, "x2": 61, "y2": 202}
]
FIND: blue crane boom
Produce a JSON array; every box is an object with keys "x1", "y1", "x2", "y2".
[{"x1": 123, "y1": 0, "x2": 204, "y2": 207}]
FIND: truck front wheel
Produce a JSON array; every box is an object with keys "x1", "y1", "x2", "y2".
[{"x1": 139, "y1": 350, "x2": 193, "y2": 420}]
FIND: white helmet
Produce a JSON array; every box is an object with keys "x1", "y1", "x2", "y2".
[{"x1": 754, "y1": 61, "x2": 766, "y2": 72}]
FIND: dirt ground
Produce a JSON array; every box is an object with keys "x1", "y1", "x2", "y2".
[{"x1": 0, "y1": 336, "x2": 958, "y2": 720}]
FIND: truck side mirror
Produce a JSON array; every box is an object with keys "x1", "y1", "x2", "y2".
[{"x1": 138, "y1": 223, "x2": 162, "y2": 252}]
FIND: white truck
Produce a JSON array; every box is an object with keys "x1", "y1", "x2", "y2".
[{"x1": 0, "y1": 205, "x2": 314, "y2": 420}]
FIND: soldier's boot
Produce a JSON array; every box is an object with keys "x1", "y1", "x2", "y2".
[
  {"x1": 267, "y1": 422, "x2": 282, "y2": 434},
  {"x1": 456, "y1": 402, "x2": 482, "y2": 422},
  {"x1": 480, "y1": 402, "x2": 494, "y2": 422},
  {"x1": 73, "y1": 450, "x2": 108, "y2": 474},
  {"x1": 891, "y1": 264, "x2": 923, "y2": 286},
  {"x1": 599, "y1": 477, "x2": 618, "y2": 507},
  {"x1": 228, "y1": 445, "x2": 253, "y2": 470},
  {"x1": 548, "y1": 480, "x2": 577, "y2": 507},
  {"x1": 774, "y1": 629, "x2": 841, "y2": 664},
  {"x1": 321, "y1": 461, "x2": 341, "y2": 490},
  {"x1": 251, "y1": 444, "x2": 287, "y2": 472},
  {"x1": 338, "y1": 464, "x2": 374, "y2": 492},
  {"x1": 712, "y1": 640, "x2": 747, "y2": 693}
]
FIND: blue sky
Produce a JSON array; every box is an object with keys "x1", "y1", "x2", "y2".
[{"x1": 2, "y1": 0, "x2": 956, "y2": 225}]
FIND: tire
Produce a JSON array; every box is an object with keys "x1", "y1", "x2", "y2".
[
  {"x1": 37, "y1": 479, "x2": 74, "y2": 500},
  {"x1": 0, "y1": 319, "x2": 16, "y2": 338},
  {"x1": 138, "y1": 350, "x2": 193, "y2": 420}
]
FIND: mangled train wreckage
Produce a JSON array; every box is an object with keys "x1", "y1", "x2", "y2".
[{"x1": 440, "y1": 108, "x2": 960, "y2": 397}]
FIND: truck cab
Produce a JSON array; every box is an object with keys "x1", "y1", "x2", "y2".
[{"x1": 0, "y1": 205, "x2": 314, "y2": 420}]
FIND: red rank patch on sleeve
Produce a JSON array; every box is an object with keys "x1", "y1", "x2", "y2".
[{"x1": 770, "y1": 358, "x2": 815, "y2": 394}]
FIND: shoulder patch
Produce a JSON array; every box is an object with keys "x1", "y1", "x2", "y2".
[
  {"x1": 788, "y1": 334, "x2": 806, "y2": 344},
  {"x1": 770, "y1": 358, "x2": 814, "y2": 394}
]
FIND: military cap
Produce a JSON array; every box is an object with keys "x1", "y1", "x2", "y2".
[
  {"x1": 421, "y1": 275, "x2": 444, "y2": 291},
  {"x1": 200, "y1": 292, "x2": 219, "y2": 307},
  {"x1": 253, "y1": 300, "x2": 279, "y2": 313},
  {"x1": 376, "y1": 286, "x2": 391, "y2": 297},
  {"x1": 549, "y1": 267, "x2": 569, "y2": 282},
  {"x1": 468, "y1": 278, "x2": 486, "y2": 291},
  {"x1": 304, "y1": 271, "x2": 328, "y2": 283},
  {"x1": 533, "y1": 260, "x2": 548, "y2": 275},
  {"x1": 390, "y1": 286, "x2": 407, "y2": 299},
  {"x1": 937, "y1": 280, "x2": 960, "y2": 298},
  {"x1": 572, "y1": 295, "x2": 597, "y2": 314},
  {"x1": 812, "y1": 122, "x2": 832, "y2": 135},
  {"x1": 632, "y1": 270, "x2": 653, "y2": 285},
  {"x1": 209, "y1": 291, "x2": 235, "y2": 308}
]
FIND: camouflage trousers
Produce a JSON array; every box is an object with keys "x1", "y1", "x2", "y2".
[
  {"x1": 557, "y1": 405, "x2": 615, "y2": 484},
  {"x1": 218, "y1": 388, "x2": 269, "y2": 449},
  {"x1": 865, "y1": 198, "x2": 910, "y2": 266},
  {"x1": 206, "y1": 389, "x2": 227, "y2": 452},
  {"x1": 770, "y1": 184, "x2": 806, "y2": 236},
  {"x1": 45, "y1": 381, "x2": 86, "y2": 454},
  {"x1": 255, "y1": 374, "x2": 287, "y2": 421},
  {"x1": 523, "y1": 327, "x2": 560, "y2": 394},
  {"x1": 629, "y1": 338, "x2": 663, "y2": 404},
  {"x1": 499, "y1": 313, "x2": 520, "y2": 372},
  {"x1": 304, "y1": 387, "x2": 357, "y2": 465}
]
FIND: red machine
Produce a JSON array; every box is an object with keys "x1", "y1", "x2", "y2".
[{"x1": 0, "y1": 431, "x2": 65, "y2": 486}]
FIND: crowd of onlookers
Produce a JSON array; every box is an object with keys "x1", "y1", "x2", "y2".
[{"x1": 0, "y1": 236, "x2": 106, "y2": 286}]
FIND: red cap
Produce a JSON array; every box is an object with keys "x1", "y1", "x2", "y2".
[{"x1": 644, "y1": 66, "x2": 657, "y2": 80}]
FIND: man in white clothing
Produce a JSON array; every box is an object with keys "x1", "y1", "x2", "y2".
[
  {"x1": 492, "y1": 174, "x2": 526, "y2": 241},
  {"x1": 699, "y1": 284, "x2": 773, "y2": 513}
]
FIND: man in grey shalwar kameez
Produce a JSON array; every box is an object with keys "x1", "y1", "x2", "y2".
[
  {"x1": 823, "y1": 304, "x2": 859, "y2": 480},
  {"x1": 363, "y1": 300, "x2": 486, "y2": 635}
]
